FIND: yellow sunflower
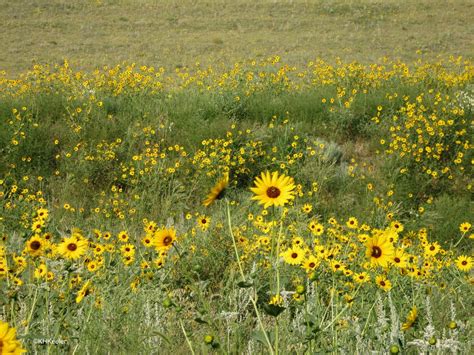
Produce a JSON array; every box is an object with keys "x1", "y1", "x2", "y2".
[
  {"x1": 281, "y1": 246, "x2": 305, "y2": 265},
  {"x1": 0, "y1": 320, "x2": 26, "y2": 354},
  {"x1": 58, "y1": 236, "x2": 88, "y2": 259},
  {"x1": 76, "y1": 280, "x2": 92, "y2": 303},
  {"x1": 375, "y1": 275, "x2": 392, "y2": 292},
  {"x1": 197, "y1": 215, "x2": 211, "y2": 231},
  {"x1": 203, "y1": 173, "x2": 229, "y2": 206},
  {"x1": 392, "y1": 249, "x2": 409, "y2": 269},
  {"x1": 353, "y1": 272, "x2": 370, "y2": 284},
  {"x1": 154, "y1": 227, "x2": 177, "y2": 250},
  {"x1": 455, "y1": 255, "x2": 472, "y2": 272},
  {"x1": 25, "y1": 235, "x2": 46, "y2": 257},
  {"x1": 250, "y1": 171, "x2": 296, "y2": 209},
  {"x1": 365, "y1": 231, "x2": 395, "y2": 268},
  {"x1": 302, "y1": 255, "x2": 320, "y2": 272},
  {"x1": 401, "y1": 306, "x2": 418, "y2": 331}
]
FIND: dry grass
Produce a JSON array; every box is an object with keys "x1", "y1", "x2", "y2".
[{"x1": 1, "y1": 0, "x2": 473, "y2": 75}]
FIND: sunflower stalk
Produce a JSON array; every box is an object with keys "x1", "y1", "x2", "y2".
[
  {"x1": 179, "y1": 319, "x2": 195, "y2": 355},
  {"x1": 226, "y1": 201, "x2": 275, "y2": 355}
]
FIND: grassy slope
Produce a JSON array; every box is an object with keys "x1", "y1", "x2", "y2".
[{"x1": 1, "y1": 0, "x2": 474, "y2": 75}]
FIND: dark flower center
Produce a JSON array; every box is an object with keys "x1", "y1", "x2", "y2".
[
  {"x1": 266, "y1": 186, "x2": 281, "y2": 198},
  {"x1": 309, "y1": 262, "x2": 315, "y2": 268},
  {"x1": 30, "y1": 241, "x2": 41, "y2": 250},
  {"x1": 380, "y1": 280, "x2": 386, "y2": 287},
  {"x1": 461, "y1": 261, "x2": 467, "y2": 266},
  {"x1": 429, "y1": 246, "x2": 435, "y2": 251},
  {"x1": 371, "y1": 246, "x2": 382, "y2": 258},
  {"x1": 291, "y1": 253, "x2": 298, "y2": 259},
  {"x1": 394, "y1": 257, "x2": 401, "y2": 263},
  {"x1": 216, "y1": 189, "x2": 226, "y2": 200},
  {"x1": 163, "y1": 236, "x2": 172, "y2": 245},
  {"x1": 67, "y1": 243, "x2": 77, "y2": 251}
]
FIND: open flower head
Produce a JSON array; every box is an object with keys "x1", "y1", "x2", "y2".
[
  {"x1": 0, "y1": 320, "x2": 26, "y2": 354},
  {"x1": 58, "y1": 236, "x2": 88, "y2": 259},
  {"x1": 250, "y1": 171, "x2": 295, "y2": 209},
  {"x1": 365, "y1": 231, "x2": 395, "y2": 268}
]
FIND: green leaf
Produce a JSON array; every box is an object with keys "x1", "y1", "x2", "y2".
[
  {"x1": 262, "y1": 303, "x2": 286, "y2": 317},
  {"x1": 194, "y1": 317, "x2": 209, "y2": 324},
  {"x1": 237, "y1": 280, "x2": 253, "y2": 288}
]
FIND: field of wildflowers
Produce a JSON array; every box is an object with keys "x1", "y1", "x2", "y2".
[{"x1": 0, "y1": 56, "x2": 473, "y2": 353}]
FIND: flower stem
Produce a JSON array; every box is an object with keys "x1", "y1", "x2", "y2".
[
  {"x1": 179, "y1": 319, "x2": 195, "y2": 355},
  {"x1": 226, "y1": 201, "x2": 275, "y2": 355}
]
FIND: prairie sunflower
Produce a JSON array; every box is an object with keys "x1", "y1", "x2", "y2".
[
  {"x1": 142, "y1": 235, "x2": 154, "y2": 248},
  {"x1": 392, "y1": 249, "x2": 409, "y2": 268},
  {"x1": 346, "y1": 217, "x2": 358, "y2": 229},
  {"x1": 375, "y1": 275, "x2": 392, "y2": 292},
  {"x1": 154, "y1": 227, "x2": 176, "y2": 250},
  {"x1": 58, "y1": 236, "x2": 88, "y2": 259},
  {"x1": 401, "y1": 306, "x2": 418, "y2": 331},
  {"x1": 120, "y1": 244, "x2": 135, "y2": 256},
  {"x1": 281, "y1": 246, "x2": 305, "y2": 265},
  {"x1": 26, "y1": 235, "x2": 46, "y2": 257},
  {"x1": 365, "y1": 232, "x2": 395, "y2": 268},
  {"x1": 0, "y1": 320, "x2": 26, "y2": 354},
  {"x1": 302, "y1": 255, "x2": 320, "y2": 272},
  {"x1": 203, "y1": 173, "x2": 229, "y2": 206},
  {"x1": 250, "y1": 171, "x2": 295, "y2": 209},
  {"x1": 197, "y1": 215, "x2": 211, "y2": 231},
  {"x1": 353, "y1": 272, "x2": 370, "y2": 283},
  {"x1": 302, "y1": 204, "x2": 312, "y2": 214},
  {"x1": 76, "y1": 280, "x2": 92, "y2": 303},
  {"x1": 455, "y1": 255, "x2": 472, "y2": 272},
  {"x1": 459, "y1": 222, "x2": 471, "y2": 233}
]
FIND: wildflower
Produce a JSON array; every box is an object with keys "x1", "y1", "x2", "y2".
[
  {"x1": 392, "y1": 249, "x2": 409, "y2": 268},
  {"x1": 117, "y1": 231, "x2": 129, "y2": 242},
  {"x1": 346, "y1": 217, "x2": 358, "y2": 229},
  {"x1": 424, "y1": 242, "x2": 440, "y2": 256},
  {"x1": 375, "y1": 275, "x2": 392, "y2": 292},
  {"x1": 0, "y1": 320, "x2": 26, "y2": 354},
  {"x1": 401, "y1": 306, "x2": 417, "y2": 331},
  {"x1": 353, "y1": 272, "x2": 370, "y2": 283},
  {"x1": 281, "y1": 247, "x2": 305, "y2": 265},
  {"x1": 87, "y1": 260, "x2": 99, "y2": 272},
  {"x1": 302, "y1": 255, "x2": 320, "y2": 272},
  {"x1": 36, "y1": 207, "x2": 49, "y2": 220},
  {"x1": 250, "y1": 171, "x2": 296, "y2": 208},
  {"x1": 120, "y1": 244, "x2": 136, "y2": 256},
  {"x1": 154, "y1": 227, "x2": 176, "y2": 250},
  {"x1": 455, "y1": 255, "x2": 472, "y2": 272},
  {"x1": 390, "y1": 221, "x2": 404, "y2": 232},
  {"x1": 302, "y1": 204, "x2": 312, "y2": 214},
  {"x1": 142, "y1": 235, "x2": 153, "y2": 247},
  {"x1": 269, "y1": 294, "x2": 284, "y2": 306},
  {"x1": 197, "y1": 215, "x2": 211, "y2": 231},
  {"x1": 25, "y1": 235, "x2": 46, "y2": 257},
  {"x1": 34, "y1": 264, "x2": 47, "y2": 279},
  {"x1": 58, "y1": 236, "x2": 88, "y2": 259},
  {"x1": 76, "y1": 280, "x2": 92, "y2": 303},
  {"x1": 203, "y1": 173, "x2": 229, "y2": 206},
  {"x1": 365, "y1": 232, "x2": 395, "y2": 268},
  {"x1": 309, "y1": 221, "x2": 324, "y2": 236},
  {"x1": 459, "y1": 222, "x2": 471, "y2": 233}
]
